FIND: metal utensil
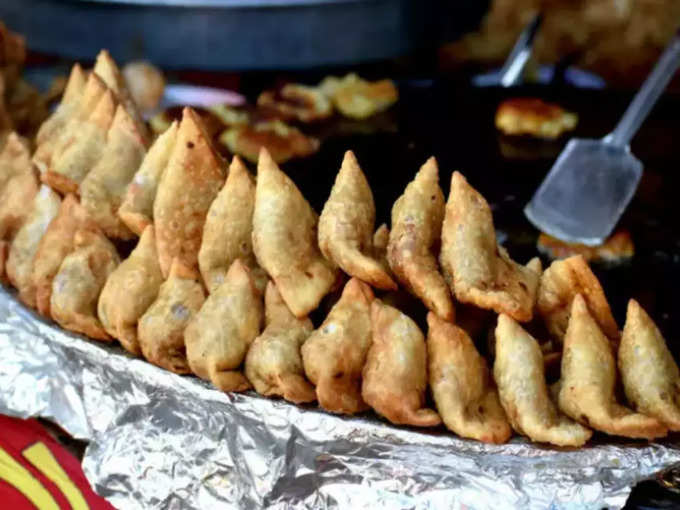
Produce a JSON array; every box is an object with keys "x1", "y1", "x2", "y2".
[
  {"x1": 525, "y1": 30, "x2": 680, "y2": 246},
  {"x1": 498, "y1": 13, "x2": 543, "y2": 87}
]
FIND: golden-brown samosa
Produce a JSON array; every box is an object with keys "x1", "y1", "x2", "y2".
[
  {"x1": 537, "y1": 255, "x2": 619, "y2": 343},
  {"x1": 92, "y1": 49, "x2": 146, "y2": 136},
  {"x1": 252, "y1": 147, "x2": 338, "y2": 318},
  {"x1": 362, "y1": 299, "x2": 441, "y2": 427},
  {"x1": 427, "y1": 312, "x2": 510, "y2": 443},
  {"x1": 494, "y1": 314, "x2": 592, "y2": 446},
  {"x1": 198, "y1": 156, "x2": 266, "y2": 294},
  {"x1": 318, "y1": 151, "x2": 396, "y2": 290},
  {"x1": 154, "y1": 107, "x2": 225, "y2": 277},
  {"x1": 50, "y1": 228, "x2": 120, "y2": 340},
  {"x1": 118, "y1": 121, "x2": 178, "y2": 235},
  {"x1": 80, "y1": 105, "x2": 148, "y2": 239},
  {"x1": 34, "y1": 63, "x2": 87, "y2": 151},
  {"x1": 619, "y1": 299, "x2": 680, "y2": 431},
  {"x1": 98, "y1": 226, "x2": 163, "y2": 355},
  {"x1": 245, "y1": 281, "x2": 315, "y2": 403},
  {"x1": 33, "y1": 64, "x2": 89, "y2": 173},
  {"x1": 185, "y1": 259, "x2": 263, "y2": 392},
  {"x1": 0, "y1": 133, "x2": 38, "y2": 240},
  {"x1": 138, "y1": 259, "x2": 205, "y2": 374},
  {"x1": 6, "y1": 185, "x2": 61, "y2": 308},
  {"x1": 440, "y1": 171, "x2": 540, "y2": 322},
  {"x1": 44, "y1": 88, "x2": 117, "y2": 195},
  {"x1": 558, "y1": 295, "x2": 667, "y2": 439},
  {"x1": 301, "y1": 277, "x2": 374, "y2": 414},
  {"x1": 387, "y1": 157, "x2": 453, "y2": 321},
  {"x1": 32, "y1": 194, "x2": 99, "y2": 318}
]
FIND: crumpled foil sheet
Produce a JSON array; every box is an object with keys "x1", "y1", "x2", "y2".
[{"x1": 1, "y1": 286, "x2": 679, "y2": 510}]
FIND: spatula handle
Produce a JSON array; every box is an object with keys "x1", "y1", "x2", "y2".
[
  {"x1": 605, "y1": 30, "x2": 680, "y2": 148},
  {"x1": 498, "y1": 13, "x2": 543, "y2": 87}
]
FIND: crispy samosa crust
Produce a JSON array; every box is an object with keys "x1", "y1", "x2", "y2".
[
  {"x1": 301, "y1": 277, "x2": 374, "y2": 414},
  {"x1": 558, "y1": 295, "x2": 667, "y2": 439},
  {"x1": 387, "y1": 157, "x2": 453, "y2": 320},
  {"x1": 427, "y1": 312, "x2": 511, "y2": 443},
  {"x1": 619, "y1": 300, "x2": 680, "y2": 431}
]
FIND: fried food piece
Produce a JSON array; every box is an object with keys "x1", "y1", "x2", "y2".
[
  {"x1": 118, "y1": 121, "x2": 178, "y2": 236},
  {"x1": 440, "y1": 171, "x2": 540, "y2": 322},
  {"x1": 154, "y1": 107, "x2": 225, "y2": 277},
  {"x1": 185, "y1": 259, "x2": 263, "y2": 392},
  {"x1": 537, "y1": 255, "x2": 619, "y2": 343},
  {"x1": 80, "y1": 105, "x2": 148, "y2": 239},
  {"x1": 372, "y1": 223, "x2": 389, "y2": 264},
  {"x1": 318, "y1": 151, "x2": 396, "y2": 290},
  {"x1": 208, "y1": 104, "x2": 251, "y2": 127},
  {"x1": 122, "y1": 61, "x2": 165, "y2": 113},
  {"x1": 537, "y1": 230, "x2": 634, "y2": 264},
  {"x1": 301, "y1": 278, "x2": 374, "y2": 414},
  {"x1": 494, "y1": 314, "x2": 592, "y2": 446},
  {"x1": 427, "y1": 312, "x2": 510, "y2": 443},
  {"x1": 98, "y1": 226, "x2": 164, "y2": 355},
  {"x1": 0, "y1": 133, "x2": 38, "y2": 240},
  {"x1": 50, "y1": 229, "x2": 120, "y2": 340},
  {"x1": 252, "y1": 148, "x2": 338, "y2": 318},
  {"x1": 387, "y1": 157, "x2": 453, "y2": 321},
  {"x1": 138, "y1": 259, "x2": 204, "y2": 374},
  {"x1": 619, "y1": 300, "x2": 680, "y2": 431},
  {"x1": 92, "y1": 49, "x2": 146, "y2": 137},
  {"x1": 220, "y1": 120, "x2": 319, "y2": 164},
  {"x1": 496, "y1": 98, "x2": 578, "y2": 139},
  {"x1": 320, "y1": 73, "x2": 398, "y2": 120},
  {"x1": 558, "y1": 295, "x2": 667, "y2": 439},
  {"x1": 31, "y1": 194, "x2": 99, "y2": 318},
  {"x1": 6, "y1": 186, "x2": 61, "y2": 308},
  {"x1": 198, "y1": 156, "x2": 266, "y2": 294},
  {"x1": 44, "y1": 88, "x2": 117, "y2": 195},
  {"x1": 257, "y1": 84, "x2": 333, "y2": 123},
  {"x1": 33, "y1": 63, "x2": 87, "y2": 172},
  {"x1": 245, "y1": 281, "x2": 315, "y2": 403},
  {"x1": 362, "y1": 299, "x2": 441, "y2": 427}
]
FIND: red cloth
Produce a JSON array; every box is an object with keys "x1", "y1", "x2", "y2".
[{"x1": 0, "y1": 414, "x2": 114, "y2": 510}]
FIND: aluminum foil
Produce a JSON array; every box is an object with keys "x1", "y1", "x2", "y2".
[{"x1": 1, "y1": 286, "x2": 679, "y2": 509}]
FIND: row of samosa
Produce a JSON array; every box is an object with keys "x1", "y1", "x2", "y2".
[{"x1": 1, "y1": 51, "x2": 678, "y2": 448}]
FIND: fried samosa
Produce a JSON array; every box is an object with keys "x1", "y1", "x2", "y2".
[
  {"x1": 185, "y1": 259, "x2": 263, "y2": 392},
  {"x1": 537, "y1": 255, "x2": 619, "y2": 343},
  {"x1": 558, "y1": 295, "x2": 667, "y2": 439},
  {"x1": 427, "y1": 312, "x2": 510, "y2": 443},
  {"x1": 34, "y1": 64, "x2": 87, "y2": 153},
  {"x1": 80, "y1": 105, "x2": 148, "y2": 239},
  {"x1": 252, "y1": 147, "x2": 338, "y2": 318},
  {"x1": 387, "y1": 157, "x2": 453, "y2": 321},
  {"x1": 50, "y1": 228, "x2": 120, "y2": 340},
  {"x1": 362, "y1": 299, "x2": 441, "y2": 427},
  {"x1": 6, "y1": 185, "x2": 61, "y2": 308},
  {"x1": 494, "y1": 314, "x2": 592, "y2": 446},
  {"x1": 44, "y1": 88, "x2": 117, "y2": 195},
  {"x1": 318, "y1": 151, "x2": 396, "y2": 290},
  {"x1": 301, "y1": 277, "x2": 374, "y2": 414},
  {"x1": 98, "y1": 226, "x2": 164, "y2": 355},
  {"x1": 154, "y1": 107, "x2": 225, "y2": 277},
  {"x1": 245, "y1": 281, "x2": 315, "y2": 403},
  {"x1": 32, "y1": 194, "x2": 99, "y2": 318},
  {"x1": 440, "y1": 171, "x2": 540, "y2": 322},
  {"x1": 619, "y1": 300, "x2": 680, "y2": 431},
  {"x1": 118, "y1": 121, "x2": 178, "y2": 235},
  {"x1": 138, "y1": 259, "x2": 205, "y2": 374},
  {"x1": 0, "y1": 133, "x2": 38, "y2": 241},
  {"x1": 198, "y1": 156, "x2": 266, "y2": 294},
  {"x1": 33, "y1": 64, "x2": 89, "y2": 173},
  {"x1": 372, "y1": 224, "x2": 389, "y2": 265}
]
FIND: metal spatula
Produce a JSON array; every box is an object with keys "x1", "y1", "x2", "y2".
[{"x1": 525, "y1": 30, "x2": 680, "y2": 246}]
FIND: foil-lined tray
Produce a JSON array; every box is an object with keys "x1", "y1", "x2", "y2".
[{"x1": 1, "y1": 286, "x2": 679, "y2": 509}]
